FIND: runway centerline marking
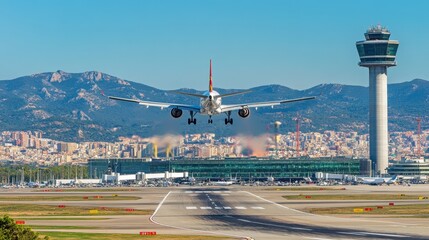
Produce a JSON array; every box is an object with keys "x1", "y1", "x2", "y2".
[
  {"x1": 237, "y1": 219, "x2": 251, "y2": 223},
  {"x1": 290, "y1": 227, "x2": 311, "y2": 231},
  {"x1": 186, "y1": 206, "x2": 197, "y2": 210}
]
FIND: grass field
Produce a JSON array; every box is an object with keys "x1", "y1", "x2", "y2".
[
  {"x1": 34, "y1": 188, "x2": 141, "y2": 193},
  {"x1": 1, "y1": 203, "x2": 153, "y2": 216},
  {"x1": 283, "y1": 194, "x2": 427, "y2": 200},
  {"x1": 0, "y1": 195, "x2": 139, "y2": 201},
  {"x1": 38, "y1": 232, "x2": 233, "y2": 240},
  {"x1": 307, "y1": 204, "x2": 429, "y2": 216},
  {"x1": 28, "y1": 225, "x2": 99, "y2": 230},
  {"x1": 270, "y1": 187, "x2": 346, "y2": 191},
  {"x1": 18, "y1": 217, "x2": 110, "y2": 221}
]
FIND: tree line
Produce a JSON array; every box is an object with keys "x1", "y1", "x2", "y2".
[{"x1": 0, "y1": 164, "x2": 88, "y2": 185}]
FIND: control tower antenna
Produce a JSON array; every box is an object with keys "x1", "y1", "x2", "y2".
[{"x1": 356, "y1": 24, "x2": 399, "y2": 175}]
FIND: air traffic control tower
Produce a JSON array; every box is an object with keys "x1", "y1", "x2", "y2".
[{"x1": 356, "y1": 25, "x2": 399, "y2": 175}]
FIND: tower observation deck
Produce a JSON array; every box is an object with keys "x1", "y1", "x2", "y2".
[{"x1": 356, "y1": 25, "x2": 399, "y2": 175}]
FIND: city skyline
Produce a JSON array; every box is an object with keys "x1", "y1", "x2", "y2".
[
  {"x1": 1, "y1": 129, "x2": 426, "y2": 166},
  {"x1": 2, "y1": 1, "x2": 429, "y2": 90}
]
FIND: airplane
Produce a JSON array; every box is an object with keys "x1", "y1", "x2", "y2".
[
  {"x1": 359, "y1": 175, "x2": 398, "y2": 185},
  {"x1": 109, "y1": 60, "x2": 316, "y2": 125},
  {"x1": 212, "y1": 180, "x2": 234, "y2": 186}
]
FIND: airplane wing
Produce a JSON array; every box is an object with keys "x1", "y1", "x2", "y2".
[
  {"x1": 220, "y1": 96, "x2": 316, "y2": 112},
  {"x1": 108, "y1": 96, "x2": 200, "y2": 111}
]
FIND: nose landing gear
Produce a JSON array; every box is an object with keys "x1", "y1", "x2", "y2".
[{"x1": 208, "y1": 116, "x2": 213, "y2": 124}]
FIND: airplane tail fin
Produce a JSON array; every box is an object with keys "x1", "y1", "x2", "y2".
[{"x1": 209, "y1": 59, "x2": 213, "y2": 92}]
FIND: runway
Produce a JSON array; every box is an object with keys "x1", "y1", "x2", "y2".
[
  {"x1": 151, "y1": 189, "x2": 429, "y2": 240},
  {"x1": 1, "y1": 186, "x2": 429, "y2": 239}
]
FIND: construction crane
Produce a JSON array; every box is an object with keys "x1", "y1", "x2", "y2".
[
  {"x1": 417, "y1": 117, "x2": 422, "y2": 157},
  {"x1": 293, "y1": 114, "x2": 301, "y2": 157}
]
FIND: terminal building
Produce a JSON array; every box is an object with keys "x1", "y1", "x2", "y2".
[
  {"x1": 88, "y1": 157, "x2": 371, "y2": 181},
  {"x1": 388, "y1": 161, "x2": 429, "y2": 176}
]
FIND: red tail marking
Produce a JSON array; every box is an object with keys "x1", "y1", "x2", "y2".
[{"x1": 209, "y1": 59, "x2": 213, "y2": 92}]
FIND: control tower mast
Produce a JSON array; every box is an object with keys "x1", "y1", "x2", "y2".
[{"x1": 356, "y1": 25, "x2": 399, "y2": 175}]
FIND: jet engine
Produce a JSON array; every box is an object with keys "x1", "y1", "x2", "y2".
[
  {"x1": 238, "y1": 108, "x2": 250, "y2": 118},
  {"x1": 171, "y1": 108, "x2": 183, "y2": 118}
]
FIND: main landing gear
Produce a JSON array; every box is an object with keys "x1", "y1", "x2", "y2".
[
  {"x1": 188, "y1": 111, "x2": 197, "y2": 125},
  {"x1": 224, "y1": 111, "x2": 233, "y2": 125},
  {"x1": 208, "y1": 116, "x2": 213, "y2": 124}
]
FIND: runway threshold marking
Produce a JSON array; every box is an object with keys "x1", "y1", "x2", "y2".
[
  {"x1": 149, "y1": 191, "x2": 248, "y2": 239},
  {"x1": 251, "y1": 206, "x2": 265, "y2": 210},
  {"x1": 182, "y1": 191, "x2": 231, "y2": 194}
]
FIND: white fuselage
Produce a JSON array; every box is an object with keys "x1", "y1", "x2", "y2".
[
  {"x1": 200, "y1": 90, "x2": 222, "y2": 115},
  {"x1": 360, "y1": 176, "x2": 397, "y2": 185}
]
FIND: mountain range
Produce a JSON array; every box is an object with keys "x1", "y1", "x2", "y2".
[{"x1": 0, "y1": 70, "x2": 428, "y2": 142}]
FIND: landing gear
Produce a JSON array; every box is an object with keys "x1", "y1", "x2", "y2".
[
  {"x1": 224, "y1": 111, "x2": 233, "y2": 125},
  {"x1": 188, "y1": 111, "x2": 197, "y2": 125},
  {"x1": 208, "y1": 116, "x2": 213, "y2": 124}
]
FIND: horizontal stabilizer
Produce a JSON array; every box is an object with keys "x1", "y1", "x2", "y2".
[
  {"x1": 170, "y1": 91, "x2": 207, "y2": 98},
  {"x1": 216, "y1": 90, "x2": 252, "y2": 98}
]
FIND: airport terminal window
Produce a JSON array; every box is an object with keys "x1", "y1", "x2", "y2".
[
  {"x1": 89, "y1": 158, "x2": 362, "y2": 180},
  {"x1": 361, "y1": 57, "x2": 395, "y2": 62},
  {"x1": 374, "y1": 44, "x2": 388, "y2": 55},
  {"x1": 356, "y1": 45, "x2": 365, "y2": 57},
  {"x1": 387, "y1": 44, "x2": 398, "y2": 56},
  {"x1": 363, "y1": 45, "x2": 376, "y2": 55}
]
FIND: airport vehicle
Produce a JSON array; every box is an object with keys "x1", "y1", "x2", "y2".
[
  {"x1": 360, "y1": 175, "x2": 398, "y2": 185},
  {"x1": 109, "y1": 60, "x2": 316, "y2": 125}
]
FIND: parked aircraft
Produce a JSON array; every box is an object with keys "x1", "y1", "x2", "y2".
[
  {"x1": 109, "y1": 60, "x2": 316, "y2": 125},
  {"x1": 212, "y1": 181, "x2": 234, "y2": 186},
  {"x1": 360, "y1": 175, "x2": 398, "y2": 185}
]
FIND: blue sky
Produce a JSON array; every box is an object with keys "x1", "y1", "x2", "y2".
[{"x1": 1, "y1": 0, "x2": 428, "y2": 90}]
